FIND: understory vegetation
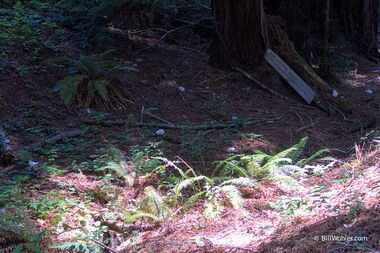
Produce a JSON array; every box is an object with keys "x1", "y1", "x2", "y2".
[{"x1": 0, "y1": 0, "x2": 379, "y2": 252}]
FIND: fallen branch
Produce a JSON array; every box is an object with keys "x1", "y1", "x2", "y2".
[
  {"x1": 148, "y1": 18, "x2": 211, "y2": 49},
  {"x1": 233, "y1": 67, "x2": 314, "y2": 109},
  {"x1": 144, "y1": 111, "x2": 175, "y2": 126},
  {"x1": 82, "y1": 119, "x2": 270, "y2": 130},
  {"x1": 91, "y1": 239, "x2": 119, "y2": 253},
  {"x1": 296, "y1": 120, "x2": 320, "y2": 133},
  {"x1": 25, "y1": 130, "x2": 82, "y2": 149}
]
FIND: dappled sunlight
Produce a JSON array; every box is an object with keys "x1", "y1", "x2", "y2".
[{"x1": 0, "y1": 0, "x2": 379, "y2": 252}]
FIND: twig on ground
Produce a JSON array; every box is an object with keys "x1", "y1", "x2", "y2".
[
  {"x1": 128, "y1": 27, "x2": 167, "y2": 35},
  {"x1": 177, "y1": 88, "x2": 190, "y2": 108},
  {"x1": 233, "y1": 67, "x2": 314, "y2": 109},
  {"x1": 145, "y1": 112, "x2": 175, "y2": 126},
  {"x1": 296, "y1": 119, "x2": 320, "y2": 133},
  {"x1": 91, "y1": 239, "x2": 119, "y2": 253},
  {"x1": 294, "y1": 111, "x2": 306, "y2": 126},
  {"x1": 147, "y1": 18, "x2": 210, "y2": 49},
  {"x1": 24, "y1": 130, "x2": 82, "y2": 150}
]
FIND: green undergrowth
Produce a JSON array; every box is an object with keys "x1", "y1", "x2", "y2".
[
  {"x1": 0, "y1": 1, "x2": 64, "y2": 75},
  {"x1": 54, "y1": 0, "x2": 186, "y2": 47},
  {"x1": 4, "y1": 106, "x2": 378, "y2": 252},
  {"x1": 1, "y1": 130, "x2": 379, "y2": 252}
]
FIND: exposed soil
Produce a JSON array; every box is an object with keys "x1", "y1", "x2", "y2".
[{"x1": 0, "y1": 6, "x2": 379, "y2": 253}]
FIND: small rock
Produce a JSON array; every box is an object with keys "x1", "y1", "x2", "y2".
[
  {"x1": 28, "y1": 160, "x2": 39, "y2": 167},
  {"x1": 332, "y1": 90, "x2": 339, "y2": 97},
  {"x1": 2, "y1": 139, "x2": 10, "y2": 144},
  {"x1": 365, "y1": 89, "x2": 373, "y2": 94},
  {"x1": 85, "y1": 108, "x2": 91, "y2": 114},
  {"x1": 178, "y1": 86, "x2": 186, "y2": 93},
  {"x1": 231, "y1": 116, "x2": 238, "y2": 122},
  {"x1": 156, "y1": 129, "x2": 165, "y2": 136},
  {"x1": 226, "y1": 147, "x2": 236, "y2": 153}
]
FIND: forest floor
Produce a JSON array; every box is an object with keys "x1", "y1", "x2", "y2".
[{"x1": 0, "y1": 3, "x2": 379, "y2": 253}]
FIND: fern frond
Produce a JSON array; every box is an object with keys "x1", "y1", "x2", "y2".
[
  {"x1": 212, "y1": 154, "x2": 243, "y2": 177},
  {"x1": 261, "y1": 157, "x2": 293, "y2": 176},
  {"x1": 296, "y1": 148, "x2": 330, "y2": 167},
  {"x1": 220, "y1": 177, "x2": 259, "y2": 187},
  {"x1": 220, "y1": 185, "x2": 243, "y2": 210},
  {"x1": 203, "y1": 200, "x2": 223, "y2": 220},
  {"x1": 275, "y1": 165, "x2": 304, "y2": 176},
  {"x1": 51, "y1": 241, "x2": 90, "y2": 252},
  {"x1": 174, "y1": 176, "x2": 211, "y2": 199},
  {"x1": 139, "y1": 186, "x2": 168, "y2": 219},
  {"x1": 93, "y1": 79, "x2": 109, "y2": 100},
  {"x1": 241, "y1": 152, "x2": 270, "y2": 167},
  {"x1": 151, "y1": 156, "x2": 188, "y2": 179},
  {"x1": 181, "y1": 190, "x2": 207, "y2": 214},
  {"x1": 231, "y1": 165, "x2": 250, "y2": 177},
  {"x1": 272, "y1": 175, "x2": 299, "y2": 188},
  {"x1": 289, "y1": 136, "x2": 308, "y2": 161},
  {"x1": 58, "y1": 74, "x2": 86, "y2": 105}
]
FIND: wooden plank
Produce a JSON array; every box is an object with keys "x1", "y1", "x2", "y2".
[{"x1": 264, "y1": 49, "x2": 315, "y2": 104}]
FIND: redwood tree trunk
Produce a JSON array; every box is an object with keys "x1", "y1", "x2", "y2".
[
  {"x1": 209, "y1": 0, "x2": 269, "y2": 67},
  {"x1": 334, "y1": 0, "x2": 379, "y2": 58}
]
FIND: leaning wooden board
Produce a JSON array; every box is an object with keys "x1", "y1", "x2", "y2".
[{"x1": 264, "y1": 49, "x2": 315, "y2": 104}]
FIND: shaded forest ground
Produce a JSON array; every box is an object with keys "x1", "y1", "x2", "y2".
[{"x1": 0, "y1": 2, "x2": 379, "y2": 252}]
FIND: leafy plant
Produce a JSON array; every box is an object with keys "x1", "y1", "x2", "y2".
[
  {"x1": 213, "y1": 137, "x2": 329, "y2": 182},
  {"x1": 268, "y1": 197, "x2": 308, "y2": 216},
  {"x1": 51, "y1": 241, "x2": 96, "y2": 253},
  {"x1": 125, "y1": 186, "x2": 170, "y2": 223},
  {"x1": 50, "y1": 50, "x2": 137, "y2": 110},
  {"x1": 156, "y1": 157, "x2": 258, "y2": 220},
  {"x1": 12, "y1": 230, "x2": 46, "y2": 253},
  {"x1": 0, "y1": 210, "x2": 45, "y2": 253},
  {"x1": 54, "y1": 0, "x2": 185, "y2": 46}
]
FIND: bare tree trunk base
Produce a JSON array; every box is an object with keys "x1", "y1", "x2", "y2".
[{"x1": 267, "y1": 16, "x2": 332, "y2": 94}]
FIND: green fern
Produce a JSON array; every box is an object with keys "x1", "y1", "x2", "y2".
[
  {"x1": 213, "y1": 137, "x2": 314, "y2": 179},
  {"x1": 203, "y1": 200, "x2": 224, "y2": 220},
  {"x1": 296, "y1": 148, "x2": 330, "y2": 167},
  {"x1": 49, "y1": 50, "x2": 135, "y2": 110},
  {"x1": 212, "y1": 154, "x2": 243, "y2": 177},
  {"x1": 180, "y1": 190, "x2": 207, "y2": 214},
  {"x1": 220, "y1": 185, "x2": 243, "y2": 210},
  {"x1": 288, "y1": 136, "x2": 308, "y2": 161},
  {"x1": 57, "y1": 74, "x2": 86, "y2": 105},
  {"x1": 219, "y1": 177, "x2": 258, "y2": 187},
  {"x1": 51, "y1": 241, "x2": 91, "y2": 252},
  {"x1": 92, "y1": 79, "x2": 109, "y2": 100},
  {"x1": 174, "y1": 176, "x2": 212, "y2": 200},
  {"x1": 135, "y1": 186, "x2": 169, "y2": 221}
]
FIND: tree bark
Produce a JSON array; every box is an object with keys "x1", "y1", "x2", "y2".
[
  {"x1": 209, "y1": 0, "x2": 269, "y2": 67},
  {"x1": 333, "y1": 0, "x2": 379, "y2": 59}
]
